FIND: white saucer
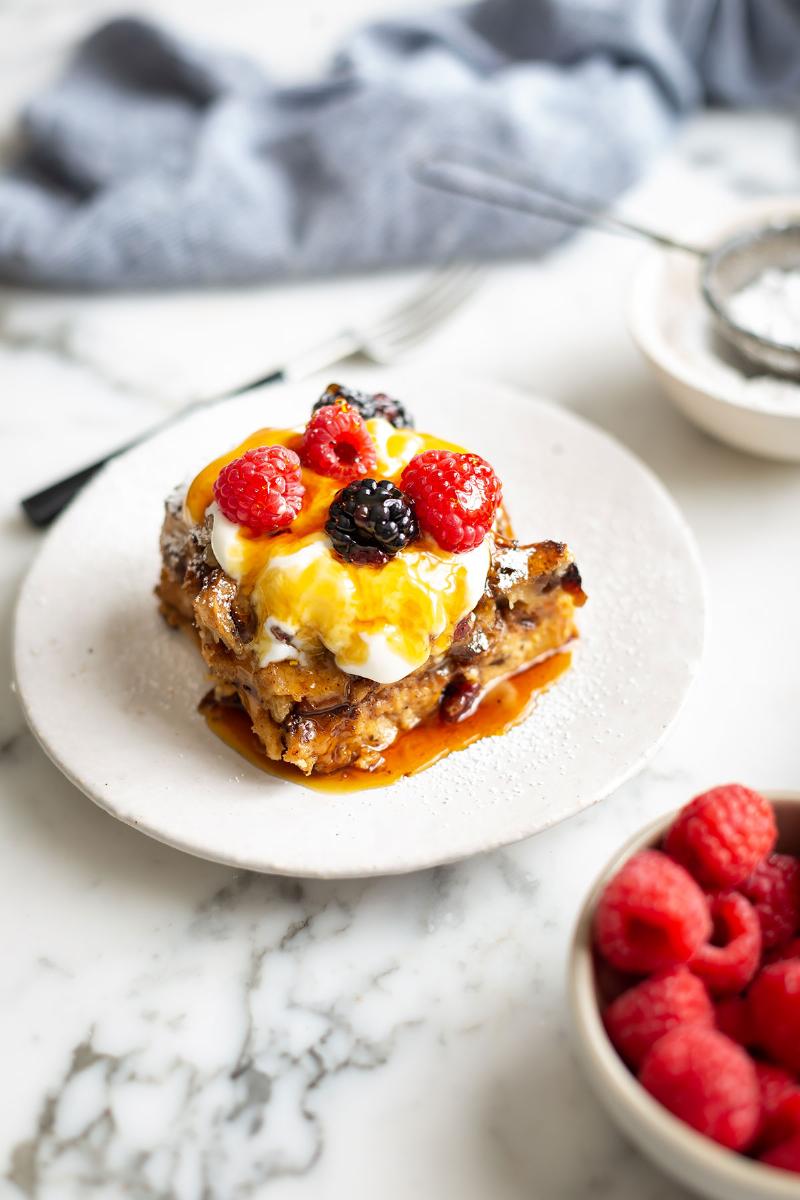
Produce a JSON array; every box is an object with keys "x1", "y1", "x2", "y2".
[{"x1": 14, "y1": 369, "x2": 705, "y2": 878}]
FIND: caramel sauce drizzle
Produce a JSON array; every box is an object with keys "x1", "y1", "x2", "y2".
[{"x1": 201, "y1": 651, "x2": 571, "y2": 793}]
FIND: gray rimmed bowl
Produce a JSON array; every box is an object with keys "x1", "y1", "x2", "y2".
[{"x1": 568, "y1": 791, "x2": 800, "y2": 1200}]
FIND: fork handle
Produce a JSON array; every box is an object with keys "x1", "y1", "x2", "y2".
[
  {"x1": 22, "y1": 368, "x2": 286, "y2": 527},
  {"x1": 22, "y1": 453, "x2": 135, "y2": 527},
  {"x1": 22, "y1": 321, "x2": 365, "y2": 527}
]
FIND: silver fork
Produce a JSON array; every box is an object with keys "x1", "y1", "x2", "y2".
[{"x1": 22, "y1": 262, "x2": 485, "y2": 527}]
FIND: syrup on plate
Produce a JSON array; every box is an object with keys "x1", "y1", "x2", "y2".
[{"x1": 201, "y1": 651, "x2": 571, "y2": 793}]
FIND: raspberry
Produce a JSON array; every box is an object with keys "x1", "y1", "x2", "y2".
[
  {"x1": 714, "y1": 996, "x2": 753, "y2": 1046},
  {"x1": 300, "y1": 404, "x2": 377, "y2": 481},
  {"x1": 603, "y1": 966, "x2": 714, "y2": 1069},
  {"x1": 742, "y1": 854, "x2": 800, "y2": 951},
  {"x1": 212, "y1": 445, "x2": 304, "y2": 534},
  {"x1": 755, "y1": 1063, "x2": 800, "y2": 1151},
  {"x1": 769, "y1": 938, "x2": 800, "y2": 964},
  {"x1": 756, "y1": 1062, "x2": 799, "y2": 1121},
  {"x1": 594, "y1": 850, "x2": 712, "y2": 974},
  {"x1": 690, "y1": 892, "x2": 761, "y2": 995},
  {"x1": 770, "y1": 1098, "x2": 800, "y2": 1152},
  {"x1": 326, "y1": 479, "x2": 418, "y2": 566},
  {"x1": 749, "y1": 960, "x2": 800, "y2": 1072},
  {"x1": 664, "y1": 784, "x2": 776, "y2": 889},
  {"x1": 639, "y1": 1027, "x2": 760, "y2": 1151},
  {"x1": 400, "y1": 450, "x2": 502, "y2": 553},
  {"x1": 761, "y1": 1134, "x2": 800, "y2": 1173}
]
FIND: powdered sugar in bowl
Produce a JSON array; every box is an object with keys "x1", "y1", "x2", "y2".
[
  {"x1": 629, "y1": 199, "x2": 800, "y2": 462},
  {"x1": 703, "y1": 221, "x2": 800, "y2": 378}
]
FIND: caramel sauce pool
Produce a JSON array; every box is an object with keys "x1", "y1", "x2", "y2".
[{"x1": 201, "y1": 651, "x2": 571, "y2": 793}]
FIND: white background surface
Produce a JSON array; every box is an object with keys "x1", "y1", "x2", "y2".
[{"x1": 2, "y1": 3, "x2": 800, "y2": 1198}]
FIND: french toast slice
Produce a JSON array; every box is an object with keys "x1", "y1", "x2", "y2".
[{"x1": 157, "y1": 493, "x2": 585, "y2": 774}]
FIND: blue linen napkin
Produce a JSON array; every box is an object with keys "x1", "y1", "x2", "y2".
[{"x1": 0, "y1": 0, "x2": 798, "y2": 288}]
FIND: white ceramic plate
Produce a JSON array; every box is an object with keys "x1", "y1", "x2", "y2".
[{"x1": 14, "y1": 369, "x2": 705, "y2": 878}]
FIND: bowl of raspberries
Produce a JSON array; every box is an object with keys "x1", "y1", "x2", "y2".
[{"x1": 569, "y1": 785, "x2": 800, "y2": 1199}]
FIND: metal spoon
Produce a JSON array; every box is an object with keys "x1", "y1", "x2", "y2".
[{"x1": 416, "y1": 152, "x2": 800, "y2": 378}]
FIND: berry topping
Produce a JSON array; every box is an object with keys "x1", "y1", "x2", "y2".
[
  {"x1": 603, "y1": 966, "x2": 714, "y2": 1069},
  {"x1": 300, "y1": 403, "x2": 377, "y2": 482},
  {"x1": 749, "y1": 959, "x2": 800, "y2": 1073},
  {"x1": 326, "y1": 478, "x2": 419, "y2": 566},
  {"x1": 212, "y1": 445, "x2": 304, "y2": 534},
  {"x1": 313, "y1": 383, "x2": 375, "y2": 422},
  {"x1": 690, "y1": 891, "x2": 762, "y2": 995},
  {"x1": 372, "y1": 391, "x2": 414, "y2": 429},
  {"x1": 664, "y1": 784, "x2": 777, "y2": 890},
  {"x1": 714, "y1": 996, "x2": 753, "y2": 1046},
  {"x1": 400, "y1": 450, "x2": 502, "y2": 553},
  {"x1": 593, "y1": 849, "x2": 712, "y2": 974},
  {"x1": 312, "y1": 383, "x2": 414, "y2": 429},
  {"x1": 742, "y1": 854, "x2": 800, "y2": 952},
  {"x1": 639, "y1": 1027, "x2": 760, "y2": 1151}
]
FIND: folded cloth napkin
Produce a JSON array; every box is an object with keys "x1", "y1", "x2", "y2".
[{"x1": 0, "y1": 0, "x2": 799, "y2": 288}]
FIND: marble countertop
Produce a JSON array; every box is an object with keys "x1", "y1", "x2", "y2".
[{"x1": 2, "y1": 4, "x2": 800, "y2": 1198}]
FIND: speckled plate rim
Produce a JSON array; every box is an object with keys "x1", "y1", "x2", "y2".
[
  {"x1": 13, "y1": 369, "x2": 706, "y2": 878},
  {"x1": 568, "y1": 792, "x2": 800, "y2": 1200}
]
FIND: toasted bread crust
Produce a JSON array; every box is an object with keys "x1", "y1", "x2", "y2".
[{"x1": 157, "y1": 493, "x2": 584, "y2": 773}]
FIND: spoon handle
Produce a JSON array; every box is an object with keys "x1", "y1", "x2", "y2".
[{"x1": 415, "y1": 153, "x2": 707, "y2": 259}]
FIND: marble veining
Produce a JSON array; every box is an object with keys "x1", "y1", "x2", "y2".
[
  {"x1": 7, "y1": 879, "x2": 426, "y2": 1196},
  {"x1": 2, "y1": 4, "x2": 800, "y2": 1197}
]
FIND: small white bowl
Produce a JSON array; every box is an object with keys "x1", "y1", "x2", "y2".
[
  {"x1": 568, "y1": 791, "x2": 800, "y2": 1200},
  {"x1": 628, "y1": 199, "x2": 800, "y2": 463}
]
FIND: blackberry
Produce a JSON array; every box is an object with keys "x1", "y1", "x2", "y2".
[
  {"x1": 326, "y1": 478, "x2": 418, "y2": 566},
  {"x1": 312, "y1": 383, "x2": 415, "y2": 429},
  {"x1": 313, "y1": 383, "x2": 375, "y2": 422},
  {"x1": 372, "y1": 391, "x2": 414, "y2": 429}
]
